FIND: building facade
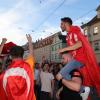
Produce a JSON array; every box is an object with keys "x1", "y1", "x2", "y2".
[
  {"x1": 32, "y1": 32, "x2": 66, "y2": 63},
  {"x1": 33, "y1": 36, "x2": 53, "y2": 63},
  {"x1": 81, "y1": 5, "x2": 100, "y2": 63},
  {"x1": 50, "y1": 32, "x2": 66, "y2": 62}
]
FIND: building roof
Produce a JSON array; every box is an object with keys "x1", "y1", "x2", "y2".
[
  {"x1": 81, "y1": 5, "x2": 100, "y2": 28},
  {"x1": 32, "y1": 32, "x2": 61, "y2": 49},
  {"x1": 96, "y1": 5, "x2": 100, "y2": 11},
  {"x1": 23, "y1": 31, "x2": 66, "y2": 50},
  {"x1": 81, "y1": 15, "x2": 100, "y2": 28}
]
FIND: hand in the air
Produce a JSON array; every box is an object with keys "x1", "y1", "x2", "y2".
[
  {"x1": 1, "y1": 38, "x2": 7, "y2": 44},
  {"x1": 26, "y1": 34, "x2": 32, "y2": 42}
]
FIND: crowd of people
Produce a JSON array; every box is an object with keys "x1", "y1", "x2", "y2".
[
  {"x1": 0, "y1": 17, "x2": 100, "y2": 100},
  {"x1": 34, "y1": 58, "x2": 63, "y2": 100},
  {"x1": 34, "y1": 54, "x2": 90, "y2": 100}
]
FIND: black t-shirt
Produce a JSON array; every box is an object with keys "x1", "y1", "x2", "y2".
[{"x1": 60, "y1": 69, "x2": 82, "y2": 100}]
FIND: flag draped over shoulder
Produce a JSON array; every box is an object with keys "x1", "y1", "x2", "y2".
[
  {"x1": 71, "y1": 26, "x2": 100, "y2": 96},
  {"x1": 0, "y1": 59, "x2": 35, "y2": 100}
]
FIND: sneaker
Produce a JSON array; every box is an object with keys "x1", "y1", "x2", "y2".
[{"x1": 80, "y1": 87, "x2": 90, "y2": 100}]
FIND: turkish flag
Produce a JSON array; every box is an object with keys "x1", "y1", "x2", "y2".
[
  {"x1": 0, "y1": 59, "x2": 35, "y2": 100},
  {"x1": 70, "y1": 26, "x2": 100, "y2": 96}
]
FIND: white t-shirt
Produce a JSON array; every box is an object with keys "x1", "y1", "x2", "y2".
[{"x1": 40, "y1": 71, "x2": 54, "y2": 93}]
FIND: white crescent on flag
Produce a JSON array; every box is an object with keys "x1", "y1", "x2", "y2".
[{"x1": 3, "y1": 67, "x2": 31, "y2": 97}]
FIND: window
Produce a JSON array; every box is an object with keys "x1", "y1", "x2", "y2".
[
  {"x1": 55, "y1": 46, "x2": 57, "y2": 51},
  {"x1": 93, "y1": 27, "x2": 98, "y2": 34},
  {"x1": 52, "y1": 47, "x2": 54, "y2": 51},
  {"x1": 59, "y1": 44, "x2": 60, "y2": 49},
  {"x1": 56, "y1": 44, "x2": 59, "y2": 49},
  {"x1": 56, "y1": 37, "x2": 59, "y2": 42},
  {"x1": 51, "y1": 54, "x2": 54, "y2": 60},
  {"x1": 54, "y1": 38, "x2": 56, "y2": 43},
  {"x1": 84, "y1": 29, "x2": 88, "y2": 35},
  {"x1": 55, "y1": 54, "x2": 57, "y2": 59},
  {"x1": 58, "y1": 54, "x2": 61, "y2": 59},
  {"x1": 94, "y1": 42, "x2": 100, "y2": 51},
  {"x1": 55, "y1": 54, "x2": 59, "y2": 59}
]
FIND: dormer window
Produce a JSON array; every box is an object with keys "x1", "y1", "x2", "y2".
[
  {"x1": 84, "y1": 29, "x2": 88, "y2": 35},
  {"x1": 93, "y1": 27, "x2": 98, "y2": 34}
]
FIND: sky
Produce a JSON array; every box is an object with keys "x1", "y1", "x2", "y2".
[{"x1": 0, "y1": 0, "x2": 100, "y2": 45}]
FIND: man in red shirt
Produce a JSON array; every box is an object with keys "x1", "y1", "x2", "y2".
[
  {"x1": 0, "y1": 35, "x2": 35, "y2": 100},
  {"x1": 57, "y1": 17, "x2": 100, "y2": 97}
]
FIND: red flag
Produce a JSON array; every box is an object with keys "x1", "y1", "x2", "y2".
[
  {"x1": 70, "y1": 26, "x2": 100, "y2": 96},
  {"x1": 0, "y1": 59, "x2": 35, "y2": 100}
]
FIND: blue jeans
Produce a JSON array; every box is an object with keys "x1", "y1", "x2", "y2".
[{"x1": 59, "y1": 59, "x2": 84, "y2": 80}]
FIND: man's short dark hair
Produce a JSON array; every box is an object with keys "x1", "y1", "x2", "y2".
[
  {"x1": 61, "y1": 17, "x2": 73, "y2": 25},
  {"x1": 10, "y1": 46, "x2": 24, "y2": 58}
]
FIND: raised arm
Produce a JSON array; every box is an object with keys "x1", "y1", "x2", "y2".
[
  {"x1": 26, "y1": 34, "x2": 35, "y2": 71},
  {"x1": 26, "y1": 34, "x2": 34, "y2": 56},
  {"x1": 0, "y1": 38, "x2": 7, "y2": 55}
]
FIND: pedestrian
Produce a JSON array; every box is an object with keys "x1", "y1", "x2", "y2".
[{"x1": 40, "y1": 63, "x2": 54, "y2": 100}]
